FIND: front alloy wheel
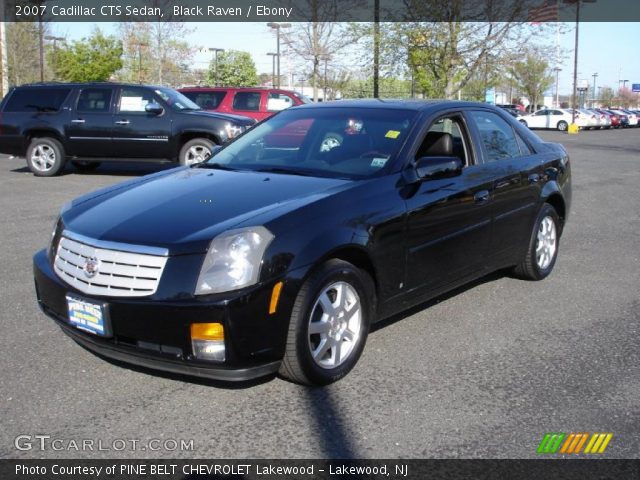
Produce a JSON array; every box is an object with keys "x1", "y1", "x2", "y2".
[
  {"x1": 308, "y1": 281, "x2": 362, "y2": 369},
  {"x1": 179, "y1": 138, "x2": 215, "y2": 166},
  {"x1": 279, "y1": 259, "x2": 374, "y2": 385}
]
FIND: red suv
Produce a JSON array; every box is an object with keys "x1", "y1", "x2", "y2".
[{"x1": 178, "y1": 87, "x2": 311, "y2": 121}]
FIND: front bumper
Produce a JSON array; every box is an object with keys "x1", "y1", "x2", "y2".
[{"x1": 33, "y1": 249, "x2": 293, "y2": 382}]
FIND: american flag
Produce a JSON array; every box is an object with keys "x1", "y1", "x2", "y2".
[{"x1": 528, "y1": 0, "x2": 559, "y2": 23}]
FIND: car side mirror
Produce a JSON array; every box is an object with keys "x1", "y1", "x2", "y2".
[
  {"x1": 415, "y1": 156, "x2": 463, "y2": 180},
  {"x1": 145, "y1": 103, "x2": 164, "y2": 115}
]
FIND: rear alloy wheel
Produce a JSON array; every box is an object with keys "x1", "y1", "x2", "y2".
[
  {"x1": 71, "y1": 160, "x2": 101, "y2": 171},
  {"x1": 179, "y1": 138, "x2": 215, "y2": 166},
  {"x1": 279, "y1": 259, "x2": 374, "y2": 385},
  {"x1": 26, "y1": 137, "x2": 65, "y2": 177},
  {"x1": 514, "y1": 203, "x2": 560, "y2": 281},
  {"x1": 557, "y1": 121, "x2": 568, "y2": 132}
]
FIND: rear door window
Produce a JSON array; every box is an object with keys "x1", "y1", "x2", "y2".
[
  {"x1": 232, "y1": 92, "x2": 261, "y2": 112},
  {"x1": 468, "y1": 110, "x2": 521, "y2": 162},
  {"x1": 182, "y1": 91, "x2": 226, "y2": 110},
  {"x1": 76, "y1": 88, "x2": 112, "y2": 113},
  {"x1": 4, "y1": 88, "x2": 71, "y2": 112}
]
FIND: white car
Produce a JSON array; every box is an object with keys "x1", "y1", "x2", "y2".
[
  {"x1": 621, "y1": 109, "x2": 638, "y2": 126},
  {"x1": 578, "y1": 109, "x2": 600, "y2": 129},
  {"x1": 588, "y1": 109, "x2": 611, "y2": 129},
  {"x1": 519, "y1": 108, "x2": 588, "y2": 131}
]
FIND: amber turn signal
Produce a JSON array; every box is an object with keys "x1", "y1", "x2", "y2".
[
  {"x1": 269, "y1": 281, "x2": 284, "y2": 315},
  {"x1": 190, "y1": 322, "x2": 224, "y2": 341}
]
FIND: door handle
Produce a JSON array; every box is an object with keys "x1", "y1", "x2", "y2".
[
  {"x1": 474, "y1": 190, "x2": 490, "y2": 204},
  {"x1": 115, "y1": 120, "x2": 130, "y2": 125},
  {"x1": 528, "y1": 173, "x2": 540, "y2": 184},
  {"x1": 71, "y1": 119, "x2": 85, "y2": 124}
]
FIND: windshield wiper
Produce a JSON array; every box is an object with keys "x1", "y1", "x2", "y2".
[{"x1": 255, "y1": 167, "x2": 315, "y2": 177}]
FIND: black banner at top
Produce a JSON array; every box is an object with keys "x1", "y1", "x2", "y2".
[{"x1": 1, "y1": 0, "x2": 640, "y2": 22}]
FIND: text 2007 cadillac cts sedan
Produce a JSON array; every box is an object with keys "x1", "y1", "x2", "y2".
[{"x1": 34, "y1": 100, "x2": 571, "y2": 385}]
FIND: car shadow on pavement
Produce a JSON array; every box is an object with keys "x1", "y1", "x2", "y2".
[{"x1": 10, "y1": 162, "x2": 176, "y2": 177}]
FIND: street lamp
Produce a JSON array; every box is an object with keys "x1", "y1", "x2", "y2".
[
  {"x1": 267, "y1": 22, "x2": 290, "y2": 88},
  {"x1": 266, "y1": 53, "x2": 278, "y2": 88},
  {"x1": 591, "y1": 72, "x2": 598, "y2": 106},
  {"x1": 567, "y1": 0, "x2": 597, "y2": 129},
  {"x1": 45, "y1": 35, "x2": 64, "y2": 81},
  {"x1": 554, "y1": 67, "x2": 562, "y2": 108},
  {"x1": 208, "y1": 48, "x2": 224, "y2": 86},
  {"x1": 132, "y1": 41, "x2": 149, "y2": 84}
]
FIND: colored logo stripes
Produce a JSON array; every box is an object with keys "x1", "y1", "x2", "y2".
[{"x1": 537, "y1": 433, "x2": 613, "y2": 454}]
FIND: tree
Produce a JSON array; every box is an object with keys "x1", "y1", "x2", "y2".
[
  {"x1": 281, "y1": 2, "x2": 356, "y2": 101},
  {"x1": 5, "y1": 22, "x2": 50, "y2": 86},
  {"x1": 383, "y1": 0, "x2": 551, "y2": 99},
  {"x1": 599, "y1": 86, "x2": 615, "y2": 107},
  {"x1": 508, "y1": 49, "x2": 553, "y2": 111},
  {"x1": 210, "y1": 50, "x2": 258, "y2": 87},
  {"x1": 50, "y1": 29, "x2": 122, "y2": 82},
  {"x1": 117, "y1": 20, "x2": 195, "y2": 86}
]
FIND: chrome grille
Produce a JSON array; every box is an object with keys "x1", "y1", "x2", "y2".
[{"x1": 54, "y1": 232, "x2": 168, "y2": 297}]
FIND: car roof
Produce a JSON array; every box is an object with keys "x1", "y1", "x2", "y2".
[
  {"x1": 179, "y1": 86, "x2": 296, "y2": 93},
  {"x1": 291, "y1": 99, "x2": 496, "y2": 112},
  {"x1": 14, "y1": 82, "x2": 170, "y2": 89}
]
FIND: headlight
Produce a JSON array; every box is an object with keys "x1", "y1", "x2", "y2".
[
  {"x1": 195, "y1": 226, "x2": 274, "y2": 295},
  {"x1": 48, "y1": 217, "x2": 62, "y2": 260},
  {"x1": 223, "y1": 123, "x2": 245, "y2": 139}
]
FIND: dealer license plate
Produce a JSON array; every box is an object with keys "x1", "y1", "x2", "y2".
[{"x1": 66, "y1": 295, "x2": 110, "y2": 337}]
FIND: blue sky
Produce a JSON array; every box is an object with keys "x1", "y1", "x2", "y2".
[{"x1": 52, "y1": 22, "x2": 640, "y2": 95}]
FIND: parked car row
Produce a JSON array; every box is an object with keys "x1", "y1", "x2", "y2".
[{"x1": 517, "y1": 107, "x2": 639, "y2": 131}]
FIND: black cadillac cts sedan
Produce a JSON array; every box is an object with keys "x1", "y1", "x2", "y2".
[{"x1": 34, "y1": 100, "x2": 571, "y2": 385}]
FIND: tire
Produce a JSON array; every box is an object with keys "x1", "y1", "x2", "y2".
[
  {"x1": 179, "y1": 138, "x2": 215, "y2": 166},
  {"x1": 519, "y1": 120, "x2": 528, "y2": 128},
  {"x1": 26, "y1": 137, "x2": 65, "y2": 177},
  {"x1": 72, "y1": 160, "x2": 101, "y2": 171},
  {"x1": 514, "y1": 204, "x2": 561, "y2": 281},
  {"x1": 279, "y1": 259, "x2": 375, "y2": 386},
  {"x1": 557, "y1": 121, "x2": 568, "y2": 132}
]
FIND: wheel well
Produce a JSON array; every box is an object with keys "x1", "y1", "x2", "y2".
[
  {"x1": 328, "y1": 247, "x2": 378, "y2": 295},
  {"x1": 24, "y1": 130, "x2": 64, "y2": 155},
  {"x1": 546, "y1": 194, "x2": 566, "y2": 227}
]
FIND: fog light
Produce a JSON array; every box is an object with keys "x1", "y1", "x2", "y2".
[{"x1": 191, "y1": 323, "x2": 225, "y2": 361}]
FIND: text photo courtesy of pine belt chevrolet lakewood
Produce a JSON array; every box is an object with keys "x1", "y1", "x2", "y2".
[
  {"x1": 0, "y1": 83, "x2": 256, "y2": 176},
  {"x1": 32, "y1": 100, "x2": 571, "y2": 386}
]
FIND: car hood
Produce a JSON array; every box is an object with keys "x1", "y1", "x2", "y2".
[
  {"x1": 62, "y1": 168, "x2": 350, "y2": 255},
  {"x1": 183, "y1": 109, "x2": 255, "y2": 126}
]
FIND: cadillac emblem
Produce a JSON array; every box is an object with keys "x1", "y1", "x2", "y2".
[{"x1": 83, "y1": 257, "x2": 100, "y2": 278}]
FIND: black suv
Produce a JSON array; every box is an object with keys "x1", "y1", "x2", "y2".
[{"x1": 0, "y1": 82, "x2": 256, "y2": 176}]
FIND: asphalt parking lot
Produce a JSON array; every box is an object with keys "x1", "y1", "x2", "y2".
[{"x1": 1, "y1": 128, "x2": 639, "y2": 459}]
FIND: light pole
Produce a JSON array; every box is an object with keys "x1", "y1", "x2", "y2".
[
  {"x1": 568, "y1": 0, "x2": 597, "y2": 129},
  {"x1": 133, "y1": 42, "x2": 149, "y2": 84},
  {"x1": 208, "y1": 48, "x2": 224, "y2": 86},
  {"x1": 45, "y1": 35, "x2": 64, "y2": 80},
  {"x1": 267, "y1": 53, "x2": 278, "y2": 88},
  {"x1": 267, "y1": 22, "x2": 290, "y2": 88},
  {"x1": 591, "y1": 72, "x2": 598, "y2": 106},
  {"x1": 554, "y1": 67, "x2": 562, "y2": 108},
  {"x1": 320, "y1": 55, "x2": 330, "y2": 101}
]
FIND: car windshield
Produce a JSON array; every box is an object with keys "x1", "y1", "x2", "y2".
[
  {"x1": 292, "y1": 92, "x2": 313, "y2": 104},
  {"x1": 154, "y1": 88, "x2": 201, "y2": 111},
  {"x1": 203, "y1": 107, "x2": 417, "y2": 179}
]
